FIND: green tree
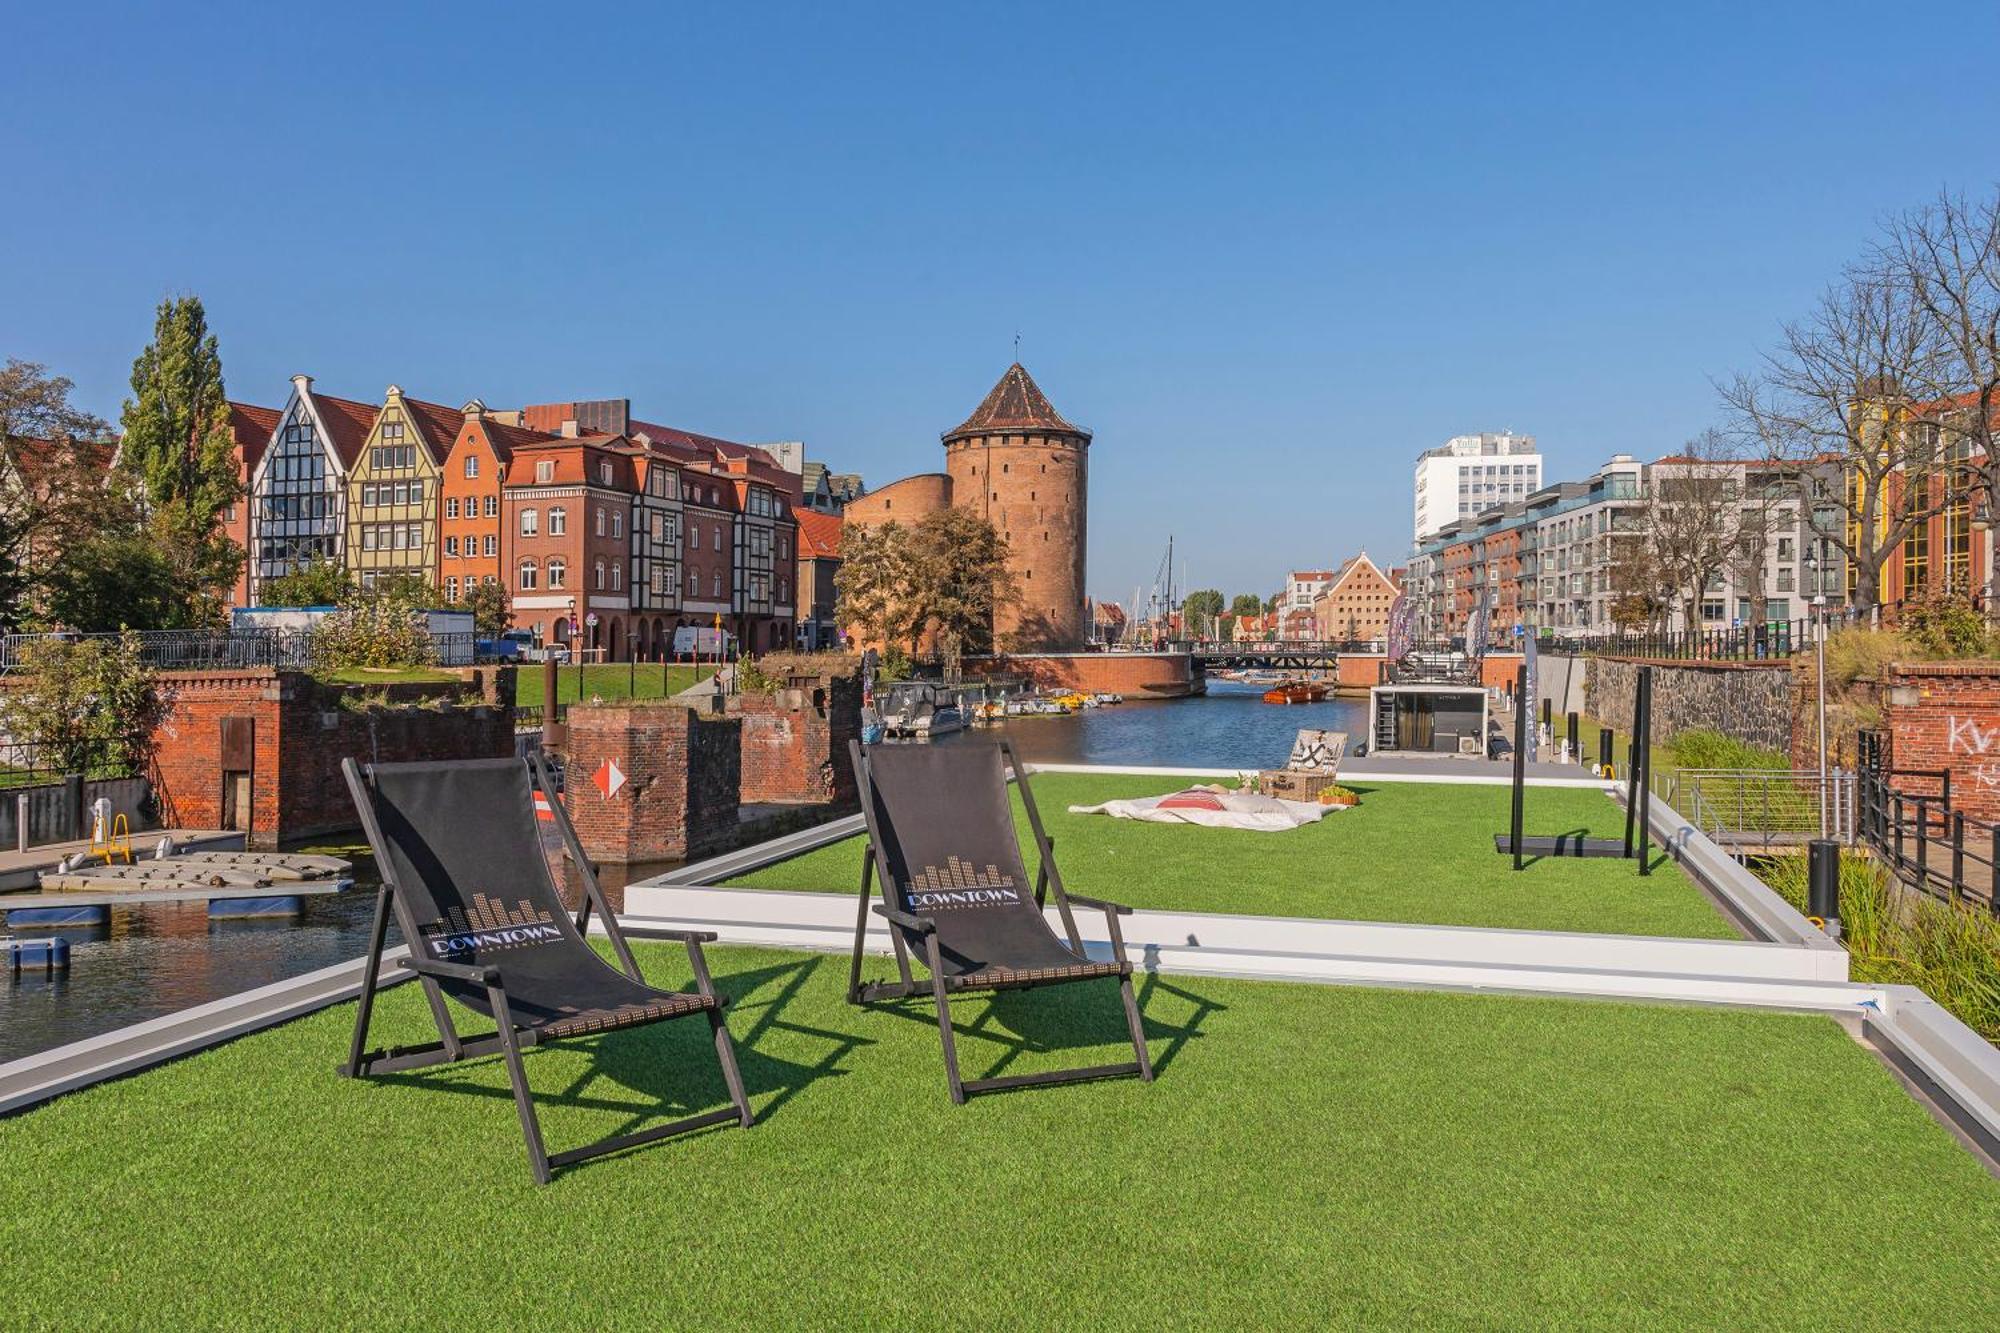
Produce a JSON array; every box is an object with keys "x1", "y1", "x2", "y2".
[
  {"x1": 833, "y1": 509, "x2": 1019, "y2": 674},
  {"x1": 0, "y1": 360, "x2": 110, "y2": 630},
  {"x1": 456, "y1": 579, "x2": 512, "y2": 638},
  {"x1": 1229, "y1": 593, "x2": 1263, "y2": 618},
  {"x1": 118, "y1": 296, "x2": 245, "y2": 624},
  {"x1": 0, "y1": 632, "x2": 162, "y2": 775},
  {"x1": 834, "y1": 520, "x2": 918, "y2": 652},
  {"x1": 261, "y1": 557, "x2": 350, "y2": 607},
  {"x1": 1183, "y1": 588, "x2": 1224, "y2": 638}
]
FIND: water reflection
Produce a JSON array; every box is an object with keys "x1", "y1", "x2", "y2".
[{"x1": 985, "y1": 680, "x2": 1371, "y2": 770}]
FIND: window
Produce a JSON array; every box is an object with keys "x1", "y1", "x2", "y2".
[
  {"x1": 599, "y1": 461, "x2": 612, "y2": 485},
  {"x1": 547, "y1": 558, "x2": 566, "y2": 589},
  {"x1": 483, "y1": 535, "x2": 497, "y2": 557},
  {"x1": 361, "y1": 527, "x2": 378, "y2": 552},
  {"x1": 536, "y1": 460, "x2": 554, "y2": 483},
  {"x1": 713, "y1": 527, "x2": 722, "y2": 551},
  {"x1": 445, "y1": 577, "x2": 459, "y2": 600},
  {"x1": 548, "y1": 507, "x2": 566, "y2": 535},
  {"x1": 483, "y1": 495, "x2": 497, "y2": 517},
  {"x1": 689, "y1": 568, "x2": 700, "y2": 595},
  {"x1": 610, "y1": 563, "x2": 621, "y2": 592},
  {"x1": 594, "y1": 560, "x2": 606, "y2": 591},
  {"x1": 595, "y1": 507, "x2": 605, "y2": 537},
  {"x1": 520, "y1": 508, "x2": 539, "y2": 536},
  {"x1": 465, "y1": 455, "x2": 479, "y2": 479},
  {"x1": 445, "y1": 536, "x2": 459, "y2": 556},
  {"x1": 445, "y1": 497, "x2": 459, "y2": 518},
  {"x1": 611, "y1": 511, "x2": 622, "y2": 539},
  {"x1": 519, "y1": 559, "x2": 538, "y2": 590},
  {"x1": 712, "y1": 573, "x2": 722, "y2": 597}
]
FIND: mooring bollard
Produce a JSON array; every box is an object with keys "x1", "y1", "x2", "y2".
[{"x1": 1808, "y1": 838, "x2": 1841, "y2": 939}]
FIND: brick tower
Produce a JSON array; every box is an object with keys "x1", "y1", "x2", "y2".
[{"x1": 942, "y1": 363, "x2": 1091, "y2": 650}]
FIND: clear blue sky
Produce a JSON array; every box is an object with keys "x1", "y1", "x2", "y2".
[{"x1": 7, "y1": 1, "x2": 2000, "y2": 606}]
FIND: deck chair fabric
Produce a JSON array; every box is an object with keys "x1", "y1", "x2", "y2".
[
  {"x1": 342, "y1": 755, "x2": 751, "y2": 1184},
  {"x1": 848, "y1": 739, "x2": 1153, "y2": 1102},
  {"x1": 1287, "y1": 729, "x2": 1347, "y2": 774}
]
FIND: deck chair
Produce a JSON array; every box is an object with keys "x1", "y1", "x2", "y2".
[
  {"x1": 340, "y1": 755, "x2": 752, "y2": 1185},
  {"x1": 846, "y1": 738, "x2": 1153, "y2": 1103}
]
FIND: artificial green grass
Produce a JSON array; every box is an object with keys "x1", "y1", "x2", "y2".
[
  {"x1": 0, "y1": 942, "x2": 1993, "y2": 1328},
  {"x1": 728, "y1": 773, "x2": 1737, "y2": 938},
  {"x1": 514, "y1": 662, "x2": 718, "y2": 710}
]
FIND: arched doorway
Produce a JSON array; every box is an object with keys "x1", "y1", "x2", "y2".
[{"x1": 609, "y1": 619, "x2": 623, "y2": 662}]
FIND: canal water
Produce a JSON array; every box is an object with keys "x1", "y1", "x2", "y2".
[{"x1": 0, "y1": 682, "x2": 1368, "y2": 1062}]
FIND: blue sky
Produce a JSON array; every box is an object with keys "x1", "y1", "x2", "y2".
[{"x1": 7, "y1": 1, "x2": 1999, "y2": 606}]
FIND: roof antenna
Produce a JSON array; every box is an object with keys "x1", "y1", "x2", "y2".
[{"x1": 1014, "y1": 331, "x2": 1021, "y2": 362}]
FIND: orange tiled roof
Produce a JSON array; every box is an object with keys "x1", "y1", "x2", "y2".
[
  {"x1": 399, "y1": 396, "x2": 472, "y2": 466},
  {"x1": 793, "y1": 506, "x2": 842, "y2": 557},
  {"x1": 306, "y1": 391, "x2": 382, "y2": 470},
  {"x1": 228, "y1": 401, "x2": 281, "y2": 476}
]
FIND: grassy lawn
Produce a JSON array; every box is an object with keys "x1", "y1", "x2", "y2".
[
  {"x1": 0, "y1": 942, "x2": 1992, "y2": 1327},
  {"x1": 317, "y1": 666, "x2": 461, "y2": 685},
  {"x1": 729, "y1": 773, "x2": 1736, "y2": 938},
  {"x1": 514, "y1": 662, "x2": 719, "y2": 711}
]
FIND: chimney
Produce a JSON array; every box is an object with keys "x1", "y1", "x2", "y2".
[
  {"x1": 291, "y1": 373, "x2": 314, "y2": 396},
  {"x1": 561, "y1": 420, "x2": 581, "y2": 439}
]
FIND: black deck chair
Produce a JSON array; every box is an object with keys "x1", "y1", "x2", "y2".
[
  {"x1": 846, "y1": 737, "x2": 1153, "y2": 1103},
  {"x1": 340, "y1": 754, "x2": 752, "y2": 1184}
]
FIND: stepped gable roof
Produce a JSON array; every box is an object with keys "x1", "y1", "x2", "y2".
[
  {"x1": 304, "y1": 390, "x2": 382, "y2": 469},
  {"x1": 793, "y1": 506, "x2": 842, "y2": 558},
  {"x1": 944, "y1": 362, "x2": 1089, "y2": 442},
  {"x1": 228, "y1": 401, "x2": 281, "y2": 475}
]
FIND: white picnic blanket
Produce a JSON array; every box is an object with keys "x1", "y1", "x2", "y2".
[{"x1": 1067, "y1": 785, "x2": 1336, "y2": 832}]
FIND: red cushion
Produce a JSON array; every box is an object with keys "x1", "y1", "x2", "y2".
[{"x1": 1156, "y1": 790, "x2": 1226, "y2": 812}]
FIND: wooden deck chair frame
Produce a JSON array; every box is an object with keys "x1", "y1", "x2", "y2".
[
  {"x1": 339, "y1": 754, "x2": 753, "y2": 1184},
  {"x1": 844, "y1": 737, "x2": 1153, "y2": 1103}
]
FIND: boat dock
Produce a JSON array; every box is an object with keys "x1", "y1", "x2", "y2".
[
  {"x1": 0, "y1": 833, "x2": 354, "y2": 925},
  {"x1": 0, "y1": 830, "x2": 247, "y2": 893}
]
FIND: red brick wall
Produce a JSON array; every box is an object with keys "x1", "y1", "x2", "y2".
[
  {"x1": 562, "y1": 703, "x2": 742, "y2": 864},
  {"x1": 149, "y1": 669, "x2": 517, "y2": 848},
  {"x1": 736, "y1": 676, "x2": 862, "y2": 806},
  {"x1": 963, "y1": 652, "x2": 1196, "y2": 698},
  {"x1": 1877, "y1": 662, "x2": 2000, "y2": 823}
]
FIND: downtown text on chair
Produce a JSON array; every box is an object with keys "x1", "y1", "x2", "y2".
[
  {"x1": 846, "y1": 737, "x2": 1153, "y2": 1102},
  {"x1": 340, "y1": 754, "x2": 753, "y2": 1184}
]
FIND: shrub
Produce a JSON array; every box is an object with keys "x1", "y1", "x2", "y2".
[
  {"x1": 1759, "y1": 851, "x2": 2000, "y2": 1040},
  {"x1": 1666, "y1": 729, "x2": 1788, "y2": 771},
  {"x1": 0, "y1": 631, "x2": 162, "y2": 776},
  {"x1": 1898, "y1": 587, "x2": 1990, "y2": 659},
  {"x1": 751, "y1": 650, "x2": 861, "y2": 683}
]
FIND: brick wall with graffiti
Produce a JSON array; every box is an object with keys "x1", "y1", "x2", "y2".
[{"x1": 1878, "y1": 662, "x2": 2000, "y2": 823}]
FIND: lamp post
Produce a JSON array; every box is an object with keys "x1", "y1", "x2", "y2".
[{"x1": 1805, "y1": 545, "x2": 1829, "y2": 837}]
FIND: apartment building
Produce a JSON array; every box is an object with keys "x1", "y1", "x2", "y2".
[{"x1": 1412, "y1": 431, "x2": 1541, "y2": 544}]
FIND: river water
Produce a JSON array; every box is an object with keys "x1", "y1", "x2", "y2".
[{"x1": 0, "y1": 682, "x2": 1367, "y2": 1061}]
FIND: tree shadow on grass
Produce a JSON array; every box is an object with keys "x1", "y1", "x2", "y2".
[
  {"x1": 365, "y1": 955, "x2": 868, "y2": 1148},
  {"x1": 855, "y1": 967, "x2": 1224, "y2": 1088}
]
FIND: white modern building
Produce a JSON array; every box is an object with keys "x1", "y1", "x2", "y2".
[{"x1": 1413, "y1": 432, "x2": 1541, "y2": 544}]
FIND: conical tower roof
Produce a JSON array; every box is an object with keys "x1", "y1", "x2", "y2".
[{"x1": 943, "y1": 363, "x2": 1089, "y2": 442}]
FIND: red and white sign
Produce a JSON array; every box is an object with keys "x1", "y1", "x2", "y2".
[{"x1": 592, "y1": 758, "x2": 626, "y2": 800}]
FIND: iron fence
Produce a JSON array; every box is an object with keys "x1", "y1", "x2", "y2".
[{"x1": 1855, "y1": 761, "x2": 2000, "y2": 914}]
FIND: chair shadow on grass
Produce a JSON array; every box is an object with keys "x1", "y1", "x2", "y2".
[
  {"x1": 857, "y1": 965, "x2": 1225, "y2": 1089},
  {"x1": 366, "y1": 955, "x2": 868, "y2": 1152}
]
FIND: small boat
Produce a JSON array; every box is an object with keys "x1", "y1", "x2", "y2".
[
  {"x1": 972, "y1": 700, "x2": 1007, "y2": 724},
  {"x1": 1092, "y1": 691, "x2": 1124, "y2": 705},
  {"x1": 1262, "y1": 680, "x2": 1328, "y2": 705},
  {"x1": 880, "y1": 682, "x2": 965, "y2": 738}
]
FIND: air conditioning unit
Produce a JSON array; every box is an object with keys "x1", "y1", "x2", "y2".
[{"x1": 1458, "y1": 736, "x2": 1482, "y2": 756}]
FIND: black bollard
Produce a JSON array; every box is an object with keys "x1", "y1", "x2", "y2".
[
  {"x1": 1566, "y1": 711, "x2": 1579, "y2": 763},
  {"x1": 1598, "y1": 727, "x2": 1613, "y2": 777},
  {"x1": 1808, "y1": 839, "x2": 1841, "y2": 938}
]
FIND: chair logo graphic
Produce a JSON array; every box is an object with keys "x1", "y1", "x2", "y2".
[
  {"x1": 422, "y1": 893, "x2": 563, "y2": 958},
  {"x1": 905, "y1": 856, "x2": 1021, "y2": 911}
]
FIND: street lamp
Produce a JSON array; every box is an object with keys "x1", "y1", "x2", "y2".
[{"x1": 1804, "y1": 545, "x2": 1829, "y2": 837}]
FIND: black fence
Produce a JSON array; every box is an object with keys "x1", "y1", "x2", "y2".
[
  {"x1": 521, "y1": 659, "x2": 729, "y2": 729},
  {"x1": 1855, "y1": 739, "x2": 2000, "y2": 914}
]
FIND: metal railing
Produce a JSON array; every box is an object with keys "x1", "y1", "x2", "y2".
[
  {"x1": 1660, "y1": 768, "x2": 1855, "y2": 856},
  {"x1": 1856, "y1": 762, "x2": 2000, "y2": 914}
]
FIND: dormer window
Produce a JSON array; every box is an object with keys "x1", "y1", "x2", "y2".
[
  {"x1": 536, "y1": 460, "x2": 554, "y2": 484},
  {"x1": 600, "y1": 461, "x2": 612, "y2": 485}
]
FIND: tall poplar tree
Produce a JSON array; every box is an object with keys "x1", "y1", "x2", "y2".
[{"x1": 117, "y1": 296, "x2": 244, "y2": 625}]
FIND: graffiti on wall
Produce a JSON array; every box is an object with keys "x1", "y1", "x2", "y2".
[{"x1": 1946, "y1": 714, "x2": 2000, "y2": 793}]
